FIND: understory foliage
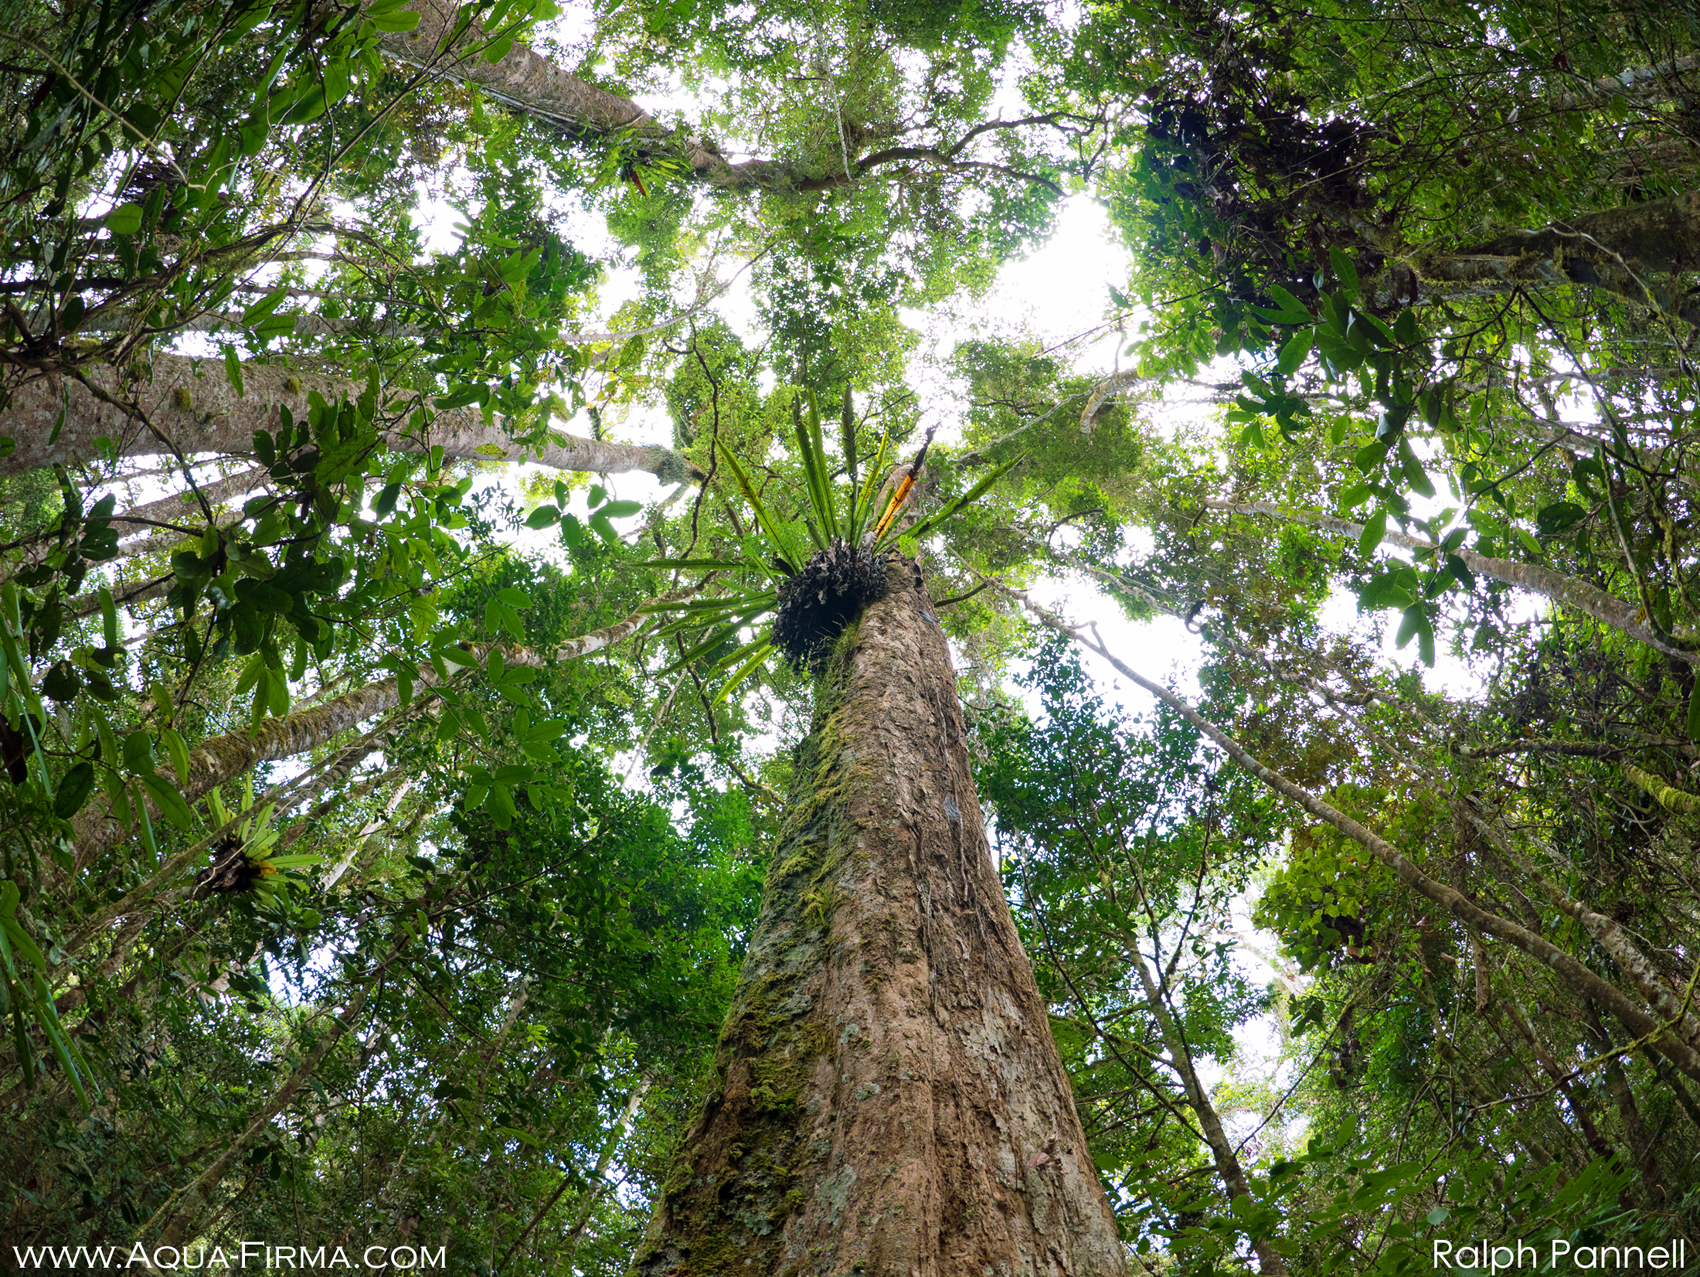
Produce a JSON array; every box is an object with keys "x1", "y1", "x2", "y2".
[{"x1": 2, "y1": 0, "x2": 1699, "y2": 1268}]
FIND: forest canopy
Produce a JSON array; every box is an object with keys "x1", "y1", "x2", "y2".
[{"x1": 1, "y1": 0, "x2": 1698, "y2": 1270}]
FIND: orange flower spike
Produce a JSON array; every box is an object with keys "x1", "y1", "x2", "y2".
[
  {"x1": 871, "y1": 426, "x2": 937, "y2": 544},
  {"x1": 872, "y1": 474, "x2": 916, "y2": 543}
]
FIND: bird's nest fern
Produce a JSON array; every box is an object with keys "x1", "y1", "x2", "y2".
[{"x1": 642, "y1": 389, "x2": 1021, "y2": 692}]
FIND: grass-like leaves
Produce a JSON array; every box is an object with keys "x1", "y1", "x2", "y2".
[{"x1": 642, "y1": 386, "x2": 1022, "y2": 690}]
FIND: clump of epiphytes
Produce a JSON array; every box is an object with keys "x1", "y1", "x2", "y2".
[{"x1": 773, "y1": 540, "x2": 891, "y2": 671}]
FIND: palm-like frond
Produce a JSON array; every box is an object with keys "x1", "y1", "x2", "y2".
[{"x1": 644, "y1": 384, "x2": 1023, "y2": 687}]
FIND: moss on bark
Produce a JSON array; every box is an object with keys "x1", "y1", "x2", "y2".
[{"x1": 635, "y1": 563, "x2": 1125, "y2": 1277}]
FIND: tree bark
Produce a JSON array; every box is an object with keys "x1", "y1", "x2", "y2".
[
  {"x1": 1397, "y1": 189, "x2": 1700, "y2": 326},
  {"x1": 0, "y1": 354, "x2": 693, "y2": 482},
  {"x1": 636, "y1": 563, "x2": 1125, "y2": 1276}
]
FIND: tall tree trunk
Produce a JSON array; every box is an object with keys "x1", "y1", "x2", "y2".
[
  {"x1": 382, "y1": 0, "x2": 1036, "y2": 197},
  {"x1": 1010, "y1": 584, "x2": 1700, "y2": 1084},
  {"x1": 636, "y1": 563, "x2": 1125, "y2": 1275},
  {"x1": 60, "y1": 595, "x2": 679, "y2": 956},
  {"x1": 1126, "y1": 950, "x2": 1289, "y2": 1273},
  {"x1": 0, "y1": 354, "x2": 692, "y2": 481},
  {"x1": 386, "y1": 0, "x2": 800, "y2": 190},
  {"x1": 1389, "y1": 189, "x2": 1700, "y2": 325},
  {"x1": 1202, "y1": 499, "x2": 1700, "y2": 666}
]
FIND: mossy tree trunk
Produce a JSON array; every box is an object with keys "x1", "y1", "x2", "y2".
[
  {"x1": 1202, "y1": 498, "x2": 1700, "y2": 666},
  {"x1": 636, "y1": 562, "x2": 1126, "y2": 1276},
  {"x1": 0, "y1": 353, "x2": 689, "y2": 481}
]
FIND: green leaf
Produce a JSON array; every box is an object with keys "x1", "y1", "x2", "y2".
[
  {"x1": 1399, "y1": 452, "x2": 1435, "y2": 498},
  {"x1": 1354, "y1": 440, "x2": 1390, "y2": 474},
  {"x1": 160, "y1": 728, "x2": 190, "y2": 784},
  {"x1": 718, "y1": 445, "x2": 803, "y2": 568},
  {"x1": 1266, "y1": 284, "x2": 1312, "y2": 323},
  {"x1": 851, "y1": 425, "x2": 893, "y2": 545},
  {"x1": 438, "y1": 640, "x2": 481, "y2": 668},
  {"x1": 1395, "y1": 604, "x2": 1422, "y2": 649},
  {"x1": 368, "y1": 7, "x2": 421, "y2": 29},
  {"x1": 436, "y1": 708, "x2": 464, "y2": 742},
  {"x1": 1358, "y1": 509, "x2": 1388, "y2": 558},
  {"x1": 280, "y1": 81, "x2": 331, "y2": 125},
  {"x1": 434, "y1": 383, "x2": 487, "y2": 410},
  {"x1": 121, "y1": 730, "x2": 155, "y2": 773},
  {"x1": 713, "y1": 639, "x2": 773, "y2": 705},
  {"x1": 792, "y1": 391, "x2": 838, "y2": 546},
  {"x1": 600, "y1": 499, "x2": 642, "y2": 518},
  {"x1": 1276, "y1": 328, "x2": 1313, "y2": 375},
  {"x1": 222, "y1": 344, "x2": 245, "y2": 398},
  {"x1": 1338, "y1": 484, "x2": 1372, "y2": 509},
  {"x1": 1329, "y1": 246, "x2": 1360, "y2": 299},
  {"x1": 140, "y1": 772, "x2": 194, "y2": 831},
  {"x1": 486, "y1": 782, "x2": 516, "y2": 828},
  {"x1": 645, "y1": 592, "x2": 773, "y2": 617},
  {"x1": 1686, "y1": 682, "x2": 1700, "y2": 742},
  {"x1": 239, "y1": 287, "x2": 287, "y2": 328},
  {"x1": 104, "y1": 203, "x2": 144, "y2": 235},
  {"x1": 238, "y1": 114, "x2": 269, "y2": 157},
  {"x1": 234, "y1": 650, "x2": 267, "y2": 696},
  {"x1": 3, "y1": 917, "x2": 45, "y2": 972},
  {"x1": 52, "y1": 762, "x2": 94, "y2": 818},
  {"x1": 322, "y1": 60, "x2": 351, "y2": 107},
  {"x1": 660, "y1": 622, "x2": 746, "y2": 675},
  {"x1": 1536, "y1": 502, "x2": 1586, "y2": 536},
  {"x1": 524, "y1": 504, "x2": 560, "y2": 529}
]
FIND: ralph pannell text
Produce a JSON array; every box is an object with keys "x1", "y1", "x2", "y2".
[{"x1": 1434, "y1": 1238, "x2": 1690, "y2": 1272}]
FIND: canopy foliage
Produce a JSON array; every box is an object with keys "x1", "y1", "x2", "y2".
[{"x1": 2, "y1": 0, "x2": 1699, "y2": 1269}]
